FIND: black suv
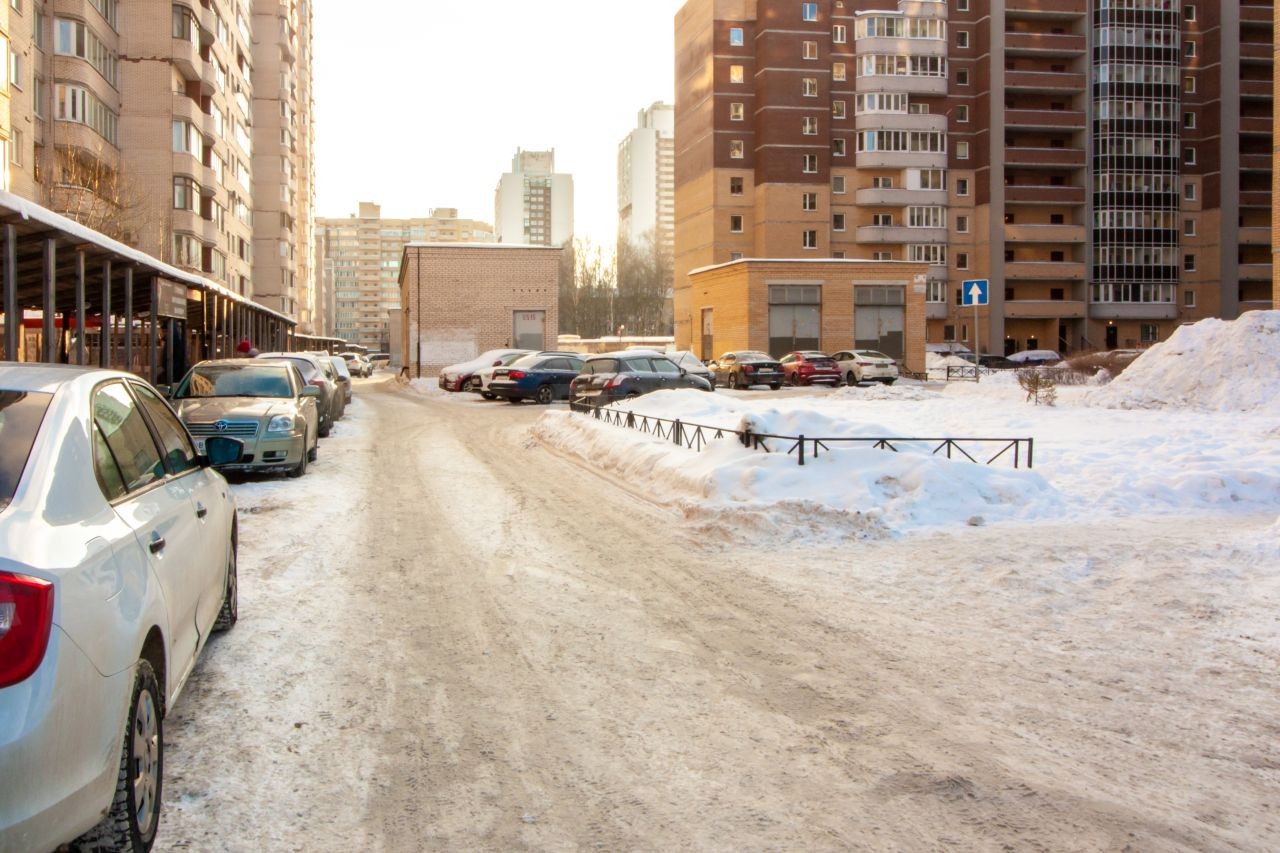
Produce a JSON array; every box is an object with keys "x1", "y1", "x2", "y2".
[{"x1": 570, "y1": 351, "x2": 712, "y2": 405}]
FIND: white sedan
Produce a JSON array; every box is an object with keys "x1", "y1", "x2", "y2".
[
  {"x1": 0, "y1": 365, "x2": 242, "y2": 852},
  {"x1": 832, "y1": 350, "x2": 900, "y2": 385}
]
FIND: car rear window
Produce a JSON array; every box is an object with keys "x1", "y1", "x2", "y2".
[
  {"x1": 738, "y1": 352, "x2": 774, "y2": 361},
  {"x1": 858, "y1": 351, "x2": 892, "y2": 361},
  {"x1": 582, "y1": 358, "x2": 619, "y2": 375},
  {"x1": 624, "y1": 358, "x2": 654, "y2": 372},
  {"x1": 0, "y1": 391, "x2": 53, "y2": 510}
]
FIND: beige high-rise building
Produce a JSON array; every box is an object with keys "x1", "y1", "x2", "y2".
[
  {"x1": 494, "y1": 148, "x2": 574, "y2": 246},
  {"x1": 0, "y1": 4, "x2": 11, "y2": 189},
  {"x1": 4, "y1": 0, "x2": 315, "y2": 320},
  {"x1": 317, "y1": 203, "x2": 495, "y2": 350},
  {"x1": 618, "y1": 102, "x2": 675, "y2": 254}
]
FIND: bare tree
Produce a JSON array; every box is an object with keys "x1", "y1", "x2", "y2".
[{"x1": 46, "y1": 144, "x2": 166, "y2": 251}]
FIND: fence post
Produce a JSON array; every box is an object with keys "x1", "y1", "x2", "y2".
[
  {"x1": 1027, "y1": 438, "x2": 1034, "y2": 469},
  {"x1": 741, "y1": 427, "x2": 752, "y2": 448},
  {"x1": 798, "y1": 434, "x2": 805, "y2": 466},
  {"x1": 673, "y1": 418, "x2": 682, "y2": 447}
]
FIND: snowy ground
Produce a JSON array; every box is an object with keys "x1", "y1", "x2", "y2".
[{"x1": 155, "y1": 374, "x2": 1280, "y2": 851}]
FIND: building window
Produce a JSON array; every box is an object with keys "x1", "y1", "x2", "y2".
[
  {"x1": 802, "y1": 192, "x2": 817, "y2": 211},
  {"x1": 1184, "y1": 182, "x2": 1196, "y2": 201},
  {"x1": 956, "y1": 253, "x2": 969, "y2": 270},
  {"x1": 833, "y1": 24, "x2": 846, "y2": 43},
  {"x1": 872, "y1": 251, "x2": 892, "y2": 261},
  {"x1": 56, "y1": 83, "x2": 118, "y2": 144},
  {"x1": 803, "y1": 230, "x2": 818, "y2": 249},
  {"x1": 832, "y1": 100, "x2": 846, "y2": 119},
  {"x1": 730, "y1": 139, "x2": 744, "y2": 159},
  {"x1": 1183, "y1": 254, "x2": 1195, "y2": 272},
  {"x1": 956, "y1": 105, "x2": 969, "y2": 123},
  {"x1": 957, "y1": 69, "x2": 970, "y2": 86},
  {"x1": 802, "y1": 116, "x2": 818, "y2": 135},
  {"x1": 802, "y1": 154, "x2": 817, "y2": 173},
  {"x1": 872, "y1": 214, "x2": 893, "y2": 226},
  {"x1": 955, "y1": 178, "x2": 969, "y2": 196},
  {"x1": 833, "y1": 252, "x2": 845, "y2": 259},
  {"x1": 729, "y1": 214, "x2": 744, "y2": 233},
  {"x1": 1184, "y1": 41, "x2": 1195, "y2": 58},
  {"x1": 832, "y1": 175, "x2": 846, "y2": 193},
  {"x1": 730, "y1": 102, "x2": 744, "y2": 121},
  {"x1": 802, "y1": 77, "x2": 817, "y2": 97},
  {"x1": 1183, "y1": 75, "x2": 1196, "y2": 94},
  {"x1": 1184, "y1": 290, "x2": 1196, "y2": 307},
  {"x1": 1184, "y1": 112, "x2": 1196, "y2": 129},
  {"x1": 730, "y1": 64, "x2": 744, "y2": 84},
  {"x1": 957, "y1": 0, "x2": 969, "y2": 9},
  {"x1": 1184, "y1": 4, "x2": 1196, "y2": 21},
  {"x1": 730, "y1": 176, "x2": 744, "y2": 195},
  {"x1": 10, "y1": 51, "x2": 22, "y2": 89},
  {"x1": 729, "y1": 26, "x2": 744, "y2": 46},
  {"x1": 9, "y1": 130, "x2": 21, "y2": 166},
  {"x1": 909, "y1": 244, "x2": 946, "y2": 265},
  {"x1": 802, "y1": 2, "x2": 818, "y2": 22},
  {"x1": 1183, "y1": 147, "x2": 1195, "y2": 166},
  {"x1": 832, "y1": 138, "x2": 846, "y2": 157},
  {"x1": 730, "y1": 252, "x2": 743, "y2": 261},
  {"x1": 1141, "y1": 324, "x2": 1159, "y2": 343},
  {"x1": 833, "y1": 213, "x2": 845, "y2": 231},
  {"x1": 956, "y1": 141, "x2": 969, "y2": 160},
  {"x1": 54, "y1": 18, "x2": 118, "y2": 87},
  {"x1": 803, "y1": 40, "x2": 818, "y2": 60},
  {"x1": 956, "y1": 31, "x2": 969, "y2": 48},
  {"x1": 1183, "y1": 218, "x2": 1195, "y2": 237},
  {"x1": 956, "y1": 215, "x2": 969, "y2": 233},
  {"x1": 832, "y1": 62, "x2": 846, "y2": 81}
]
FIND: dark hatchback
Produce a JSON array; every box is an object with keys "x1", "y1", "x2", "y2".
[
  {"x1": 570, "y1": 352, "x2": 712, "y2": 405},
  {"x1": 707, "y1": 351, "x2": 784, "y2": 390},
  {"x1": 490, "y1": 354, "x2": 586, "y2": 404}
]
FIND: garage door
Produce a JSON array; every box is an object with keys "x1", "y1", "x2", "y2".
[{"x1": 854, "y1": 286, "x2": 905, "y2": 361}]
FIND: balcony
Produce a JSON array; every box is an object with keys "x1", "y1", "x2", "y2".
[
  {"x1": 856, "y1": 150, "x2": 947, "y2": 170},
  {"x1": 1090, "y1": 303, "x2": 1178, "y2": 321},
  {"x1": 926, "y1": 302, "x2": 949, "y2": 321},
  {"x1": 1240, "y1": 115, "x2": 1272, "y2": 135},
  {"x1": 1006, "y1": 0, "x2": 1085, "y2": 17},
  {"x1": 1240, "y1": 153, "x2": 1272, "y2": 172},
  {"x1": 1004, "y1": 299, "x2": 1086, "y2": 319},
  {"x1": 898, "y1": 0, "x2": 949, "y2": 18},
  {"x1": 1240, "y1": 41, "x2": 1272, "y2": 63},
  {"x1": 1239, "y1": 226, "x2": 1271, "y2": 245},
  {"x1": 854, "y1": 187, "x2": 947, "y2": 206},
  {"x1": 1239, "y1": 263, "x2": 1271, "y2": 280},
  {"x1": 1005, "y1": 260, "x2": 1086, "y2": 280},
  {"x1": 1004, "y1": 109, "x2": 1085, "y2": 130},
  {"x1": 1004, "y1": 146, "x2": 1085, "y2": 168},
  {"x1": 1005, "y1": 185, "x2": 1086, "y2": 205},
  {"x1": 854, "y1": 112, "x2": 948, "y2": 132},
  {"x1": 1004, "y1": 32, "x2": 1086, "y2": 57},
  {"x1": 1240, "y1": 190, "x2": 1272, "y2": 207},
  {"x1": 1004, "y1": 70, "x2": 1086, "y2": 93},
  {"x1": 171, "y1": 37, "x2": 201, "y2": 81},
  {"x1": 854, "y1": 75, "x2": 948, "y2": 96},
  {"x1": 1241, "y1": 299, "x2": 1276, "y2": 312},
  {"x1": 856, "y1": 225, "x2": 947, "y2": 244},
  {"x1": 1240, "y1": 79, "x2": 1272, "y2": 98},
  {"x1": 1004, "y1": 223, "x2": 1086, "y2": 243},
  {"x1": 855, "y1": 37, "x2": 947, "y2": 58},
  {"x1": 1240, "y1": 4, "x2": 1273, "y2": 24}
]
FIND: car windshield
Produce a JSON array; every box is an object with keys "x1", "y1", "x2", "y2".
[
  {"x1": 175, "y1": 365, "x2": 294, "y2": 399},
  {"x1": 0, "y1": 391, "x2": 53, "y2": 511}
]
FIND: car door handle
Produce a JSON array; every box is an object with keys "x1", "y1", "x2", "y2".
[
  {"x1": 149, "y1": 534, "x2": 166, "y2": 554},
  {"x1": 196, "y1": 503, "x2": 208, "y2": 519}
]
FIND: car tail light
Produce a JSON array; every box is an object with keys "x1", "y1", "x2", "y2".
[
  {"x1": 0, "y1": 572, "x2": 54, "y2": 688},
  {"x1": 857, "y1": 361, "x2": 873, "y2": 367},
  {"x1": 605, "y1": 374, "x2": 626, "y2": 389},
  {"x1": 743, "y1": 364, "x2": 755, "y2": 372},
  {"x1": 509, "y1": 371, "x2": 527, "y2": 381}
]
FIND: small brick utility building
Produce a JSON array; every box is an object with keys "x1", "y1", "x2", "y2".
[
  {"x1": 682, "y1": 259, "x2": 929, "y2": 375},
  {"x1": 398, "y1": 243, "x2": 561, "y2": 376}
]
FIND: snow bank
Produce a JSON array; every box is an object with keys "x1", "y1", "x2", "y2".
[
  {"x1": 926, "y1": 352, "x2": 975, "y2": 380},
  {"x1": 1086, "y1": 311, "x2": 1280, "y2": 413}
]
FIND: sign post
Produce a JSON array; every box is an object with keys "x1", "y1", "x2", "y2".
[{"x1": 961, "y1": 279, "x2": 989, "y2": 381}]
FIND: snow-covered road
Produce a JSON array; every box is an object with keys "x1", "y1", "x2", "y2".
[{"x1": 156, "y1": 378, "x2": 1280, "y2": 851}]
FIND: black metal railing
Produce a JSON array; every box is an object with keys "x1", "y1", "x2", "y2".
[{"x1": 570, "y1": 398, "x2": 1035, "y2": 468}]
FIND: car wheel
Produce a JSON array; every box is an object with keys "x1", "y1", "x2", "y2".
[
  {"x1": 770, "y1": 383, "x2": 781, "y2": 391},
  {"x1": 481, "y1": 392, "x2": 495, "y2": 400},
  {"x1": 788, "y1": 373, "x2": 799, "y2": 387},
  {"x1": 508, "y1": 397, "x2": 523, "y2": 404},
  {"x1": 463, "y1": 377, "x2": 479, "y2": 393},
  {"x1": 535, "y1": 385, "x2": 554, "y2": 405},
  {"x1": 846, "y1": 371, "x2": 857, "y2": 386},
  {"x1": 307, "y1": 441, "x2": 318, "y2": 463},
  {"x1": 728, "y1": 373, "x2": 739, "y2": 390},
  {"x1": 76, "y1": 660, "x2": 163, "y2": 852},
  {"x1": 288, "y1": 432, "x2": 308, "y2": 478},
  {"x1": 214, "y1": 537, "x2": 238, "y2": 632},
  {"x1": 884, "y1": 379, "x2": 896, "y2": 386},
  {"x1": 318, "y1": 415, "x2": 331, "y2": 439}
]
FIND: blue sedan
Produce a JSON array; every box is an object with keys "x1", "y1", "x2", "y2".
[{"x1": 489, "y1": 354, "x2": 585, "y2": 404}]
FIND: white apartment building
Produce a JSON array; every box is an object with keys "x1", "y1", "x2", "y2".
[
  {"x1": 618, "y1": 102, "x2": 675, "y2": 253},
  {"x1": 494, "y1": 148, "x2": 573, "y2": 246}
]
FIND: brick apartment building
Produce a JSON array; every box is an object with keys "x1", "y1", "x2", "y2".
[
  {"x1": 317, "y1": 203, "x2": 495, "y2": 350},
  {"x1": 3, "y1": 0, "x2": 317, "y2": 326},
  {"x1": 398, "y1": 243, "x2": 560, "y2": 376},
  {"x1": 674, "y1": 0, "x2": 1274, "y2": 360}
]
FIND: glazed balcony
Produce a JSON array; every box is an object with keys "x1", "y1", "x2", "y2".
[
  {"x1": 1004, "y1": 223, "x2": 1086, "y2": 243},
  {"x1": 855, "y1": 37, "x2": 947, "y2": 58},
  {"x1": 1004, "y1": 299, "x2": 1086, "y2": 319},
  {"x1": 854, "y1": 112, "x2": 948, "y2": 133}
]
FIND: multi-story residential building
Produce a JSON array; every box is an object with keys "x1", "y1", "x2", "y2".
[
  {"x1": 494, "y1": 148, "x2": 574, "y2": 246},
  {"x1": 4, "y1": 0, "x2": 316, "y2": 319},
  {"x1": 674, "y1": 0, "x2": 1272, "y2": 360},
  {"x1": 0, "y1": 4, "x2": 11, "y2": 189},
  {"x1": 317, "y1": 203, "x2": 494, "y2": 350},
  {"x1": 251, "y1": 0, "x2": 315, "y2": 327},
  {"x1": 618, "y1": 102, "x2": 675, "y2": 254}
]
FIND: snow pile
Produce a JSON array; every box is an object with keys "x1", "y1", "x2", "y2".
[
  {"x1": 926, "y1": 353, "x2": 974, "y2": 380},
  {"x1": 1086, "y1": 311, "x2": 1280, "y2": 413},
  {"x1": 830, "y1": 383, "x2": 940, "y2": 402},
  {"x1": 533, "y1": 391, "x2": 1063, "y2": 536}
]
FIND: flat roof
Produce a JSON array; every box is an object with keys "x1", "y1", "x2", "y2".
[
  {"x1": 403, "y1": 242, "x2": 562, "y2": 250},
  {"x1": 688, "y1": 257, "x2": 926, "y2": 277}
]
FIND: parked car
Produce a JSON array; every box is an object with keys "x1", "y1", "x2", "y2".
[
  {"x1": 1006, "y1": 349, "x2": 1063, "y2": 366},
  {"x1": 169, "y1": 359, "x2": 321, "y2": 478},
  {"x1": 707, "y1": 351, "x2": 784, "y2": 390},
  {"x1": 832, "y1": 350, "x2": 899, "y2": 385},
  {"x1": 323, "y1": 355, "x2": 354, "y2": 405},
  {"x1": 490, "y1": 354, "x2": 586, "y2": 404},
  {"x1": 664, "y1": 351, "x2": 714, "y2": 387},
  {"x1": 473, "y1": 350, "x2": 533, "y2": 399},
  {"x1": 439, "y1": 349, "x2": 530, "y2": 392},
  {"x1": 978, "y1": 354, "x2": 1018, "y2": 369},
  {"x1": 570, "y1": 351, "x2": 713, "y2": 405},
  {"x1": 0, "y1": 364, "x2": 242, "y2": 853},
  {"x1": 367, "y1": 352, "x2": 390, "y2": 369},
  {"x1": 339, "y1": 352, "x2": 373, "y2": 378},
  {"x1": 255, "y1": 352, "x2": 339, "y2": 436},
  {"x1": 779, "y1": 351, "x2": 842, "y2": 386}
]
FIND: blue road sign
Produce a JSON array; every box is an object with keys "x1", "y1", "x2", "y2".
[{"x1": 961, "y1": 279, "x2": 990, "y2": 307}]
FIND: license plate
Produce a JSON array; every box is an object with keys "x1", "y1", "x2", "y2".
[{"x1": 195, "y1": 439, "x2": 206, "y2": 454}]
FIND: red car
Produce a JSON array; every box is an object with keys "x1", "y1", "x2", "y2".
[{"x1": 779, "y1": 351, "x2": 842, "y2": 386}]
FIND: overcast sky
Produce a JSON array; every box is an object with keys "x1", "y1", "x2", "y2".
[{"x1": 313, "y1": 0, "x2": 686, "y2": 248}]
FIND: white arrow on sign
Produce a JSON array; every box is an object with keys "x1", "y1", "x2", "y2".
[{"x1": 969, "y1": 283, "x2": 985, "y2": 303}]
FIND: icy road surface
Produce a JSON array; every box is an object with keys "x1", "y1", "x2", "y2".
[{"x1": 157, "y1": 378, "x2": 1280, "y2": 851}]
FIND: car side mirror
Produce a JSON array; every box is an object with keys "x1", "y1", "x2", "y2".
[
  {"x1": 155, "y1": 384, "x2": 172, "y2": 397},
  {"x1": 301, "y1": 386, "x2": 321, "y2": 398},
  {"x1": 679, "y1": 367, "x2": 688, "y2": 376},
  {"x1": 201, "y1": 436, "x2": 245, "y2": 468}
]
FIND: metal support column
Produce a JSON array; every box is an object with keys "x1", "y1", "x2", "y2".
[
  {"x1": 3, "y1": 226, "x2": 16, "y2": 361},
  {"x1": 166, "y1": 319, "x2": 175, "y2": 383},
  {"x1": 75, "y1": 252, "x2": 86, "y2": 365},
  {"x1": 148, "y1": 278, "x2": 159, "y2": 383},
  {"x1": 42, "y1": 239, "x2": 56, "y2": 363},
  {"x1": 100, "y1": 261, "x2": 112, "y2": 368},
  {"x1": 123, "y1": 268, "x2": 134, "y2": 372}
]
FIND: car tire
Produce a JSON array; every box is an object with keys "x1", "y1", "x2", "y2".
[
  {"x1": 728, "y1": 373, "x2": 739, "y2": 390},
  {"x1": 481, "y1": 392, "x2": 495, "y2": 400},
  {"x1": 213, "y1": 537, "x2": 238, "y2": 632},
  {"x1": 770, "y1": 383, "x2": 781, "y2": 391},
  {"x1": 788, "y1": 373, "x2": 799, "y2": 387},
  {"x1": 288, "y1": 432, "x2": 308, "y2": 479},
  {"x1": 463, "y1": 377, "x2": 479, "y2": 393},
  {"x1": 307, "y1": 442, "x2": 318, "y2": 463},
  {"x1": 76, "y1": 660, "x2": 163, "y2": 853},
  {"x1": 535, "y1": 385, "x2": 554, "y2": 405},
  {"x1": 846, "y1": 371, "x2": 857, "y2": 386},
  {"x1": 884, "y1": 379, "x2": 896, "y2": 386},
  {"x1": 318, "y1": 416, "x2": 331, "y2": 439},
  {"x1": 508, "y1": 397, "x2": 523, "y2": 404}
]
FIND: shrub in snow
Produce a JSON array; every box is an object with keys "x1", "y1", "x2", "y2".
[{"x1": 1018, "y1": 369, "x2": 1058, "y2": 406}]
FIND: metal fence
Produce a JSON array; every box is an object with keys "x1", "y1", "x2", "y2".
[{"x1": 571, "y1": 399, "x2": 1035, "y2": 468}]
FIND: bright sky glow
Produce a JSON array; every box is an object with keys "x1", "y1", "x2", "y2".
[{"x1": 314, "y1": 0, "x2": 686, "y2": 247}]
